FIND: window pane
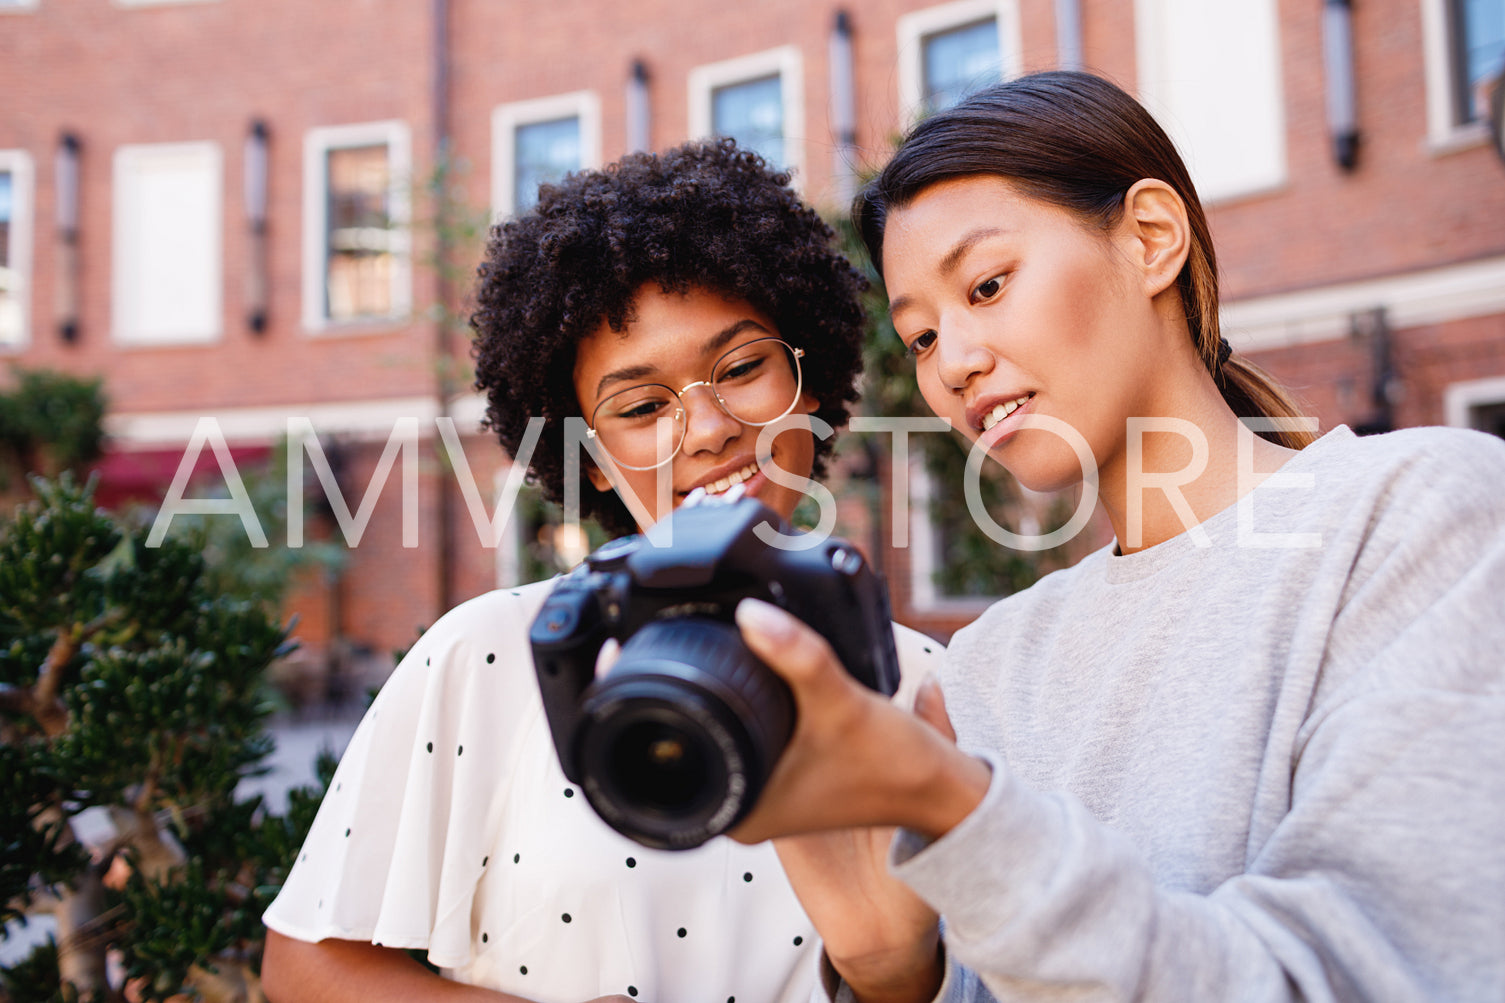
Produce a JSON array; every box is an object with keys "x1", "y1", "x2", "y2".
[
  {"x1": 0, "y1": 171, "x2": 12, "y2": 272},
  {"x1": 0, "y1": 170, "x2": 16, "y2": 346},
  {"x1": 922, "y1": 18, "x2": 1001, "y2": 114},
  {"x1": 712, "y1": 75, "x2": 785, "y2": 167},
  {"x1": 325, "y1": 144, "x2": 392, "y2": 322},
  {"x1": 514, "y1": 116, "x2": 581, "y2": 212},
  {"x1": 1458, "y1": 0, "x2": 1505, "y2": 122},
  {"x1": 1469, "y1": 399, "x2": 1505, "y2": 438}
]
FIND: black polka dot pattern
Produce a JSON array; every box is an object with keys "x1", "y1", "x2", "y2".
[{"x1": 289, "y1": 597, "x2": 825, "y2": 1003}]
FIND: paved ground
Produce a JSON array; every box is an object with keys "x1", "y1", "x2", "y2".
[{"x1": 243, "y1": 706, "x2": 364, "y2": 814}]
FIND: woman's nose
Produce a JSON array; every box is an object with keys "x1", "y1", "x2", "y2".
[
  {"x1": 933, "y1": 318, "x2": 994, "y2": 393},
  {"x1": 678, "y1": 383, "x2": 742, "y2": 456}
]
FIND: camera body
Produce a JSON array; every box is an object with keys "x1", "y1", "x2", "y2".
[{"x1": 530, "y1": 496, "x2": 900, "y2": 850}]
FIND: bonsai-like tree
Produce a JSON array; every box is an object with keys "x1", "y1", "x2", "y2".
[{"x1": 0, "y1": 475, "x2": 322, "y2": 1002}]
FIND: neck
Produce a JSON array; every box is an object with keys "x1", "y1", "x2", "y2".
[{"x1": 1096, "y1": 374, "x2": 1298, "y2": 554}]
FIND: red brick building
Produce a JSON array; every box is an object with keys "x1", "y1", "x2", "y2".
[{"x1": 2, "y1": 0, "x2": 1502, "y2": 666}]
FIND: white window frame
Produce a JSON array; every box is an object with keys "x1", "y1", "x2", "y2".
[
  {"x1": 1421, "y1": 0, "x2": 1496, "y2": 153},
  {"x1": 111, "y1": 141, "x2": 224, "y2": 347},
  {"x1": 897, "y1": 0, "x2": 1022, "y2": 126},
  {"x1": 113, "y1": 0, "x2": 218, "y2": 6},
  {"x1": 0, "y1": 149, "x2": 35, "y2": 352},
  {"x1": 688, "y1": 46, "x2": 805, "y2": 186},
  {"x1": 1445, "y1": 375, "x2": 1505, "y2": 429},
  {"x1": 1134, "y1": 0, "x2": 1288, "y2": 205},
  {"x1": 302, "y1": 120, "x2": 412, "y2": 334},
  {"x1": 490, "y1": 91, "x2": 602, "y2": 220},
  {"x1": 0, "y1": 1, "x2": 41, "y2": 13}
]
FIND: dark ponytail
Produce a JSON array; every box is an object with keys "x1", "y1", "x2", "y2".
[{"x1": 854, "y1": 71, "x2": 1313, "y2": 448}]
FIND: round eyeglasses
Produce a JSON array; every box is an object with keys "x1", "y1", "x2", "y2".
[{"x1": 586, "y1": 337, "x2": 806, "y2": 471}]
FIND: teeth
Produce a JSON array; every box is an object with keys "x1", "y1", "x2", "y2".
[
  {"x1": 704, "y1": 463, "x2": 759, "y2": 496},
  {"x1": 982, "y1": 395, "x2": 1032, "y2": 432}
]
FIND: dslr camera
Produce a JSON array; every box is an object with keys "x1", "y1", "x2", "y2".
[{"x1": 530, "y1": 495, "x2": 900, "y2": 850}]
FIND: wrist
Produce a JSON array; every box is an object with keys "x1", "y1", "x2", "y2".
[
  {"x1": 833, "y1": 933, "x2": 944, "y2": 1003},
  {"x1": 901, "y1": 737, "x2": 990, "y2": 840}
]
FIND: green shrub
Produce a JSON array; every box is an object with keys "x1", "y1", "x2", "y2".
[{"x1": 0, "y1": 475, "x2": 324, "y2": 1002}]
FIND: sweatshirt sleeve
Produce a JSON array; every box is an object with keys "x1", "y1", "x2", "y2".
[{"x1": 888, "y1": 442, "x2": 1505, "y2": 1003}]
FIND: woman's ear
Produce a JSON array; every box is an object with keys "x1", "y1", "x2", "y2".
[
  {"x1": 1121, "y1": 179, "x2": 1191, "y2": 298},
  {"x1": 585, "y1": 462, "x2": 614, "y2": 494}
]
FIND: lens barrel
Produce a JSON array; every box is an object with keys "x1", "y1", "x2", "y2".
[{"x1": 575, "y1": 617, "x2": 795, "y2": 849}]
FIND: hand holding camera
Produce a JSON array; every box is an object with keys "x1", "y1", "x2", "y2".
[{"x1": 530, "y1": 495, "x2": 902, "y2": 850}]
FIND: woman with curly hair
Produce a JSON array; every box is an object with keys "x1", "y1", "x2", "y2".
[{"x1": 260, "y1": 139, "x2": 942, "y2": 1003}]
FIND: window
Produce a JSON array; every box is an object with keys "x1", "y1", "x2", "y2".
[
  {"x1": 491, "y1": 92, "x2": 601, "y2": 219},
  {"x1": 713, "y1": 75, "x2": 786, "y2": 167},
  {"x1": 898, "y1": 1, "x2": 1020, "y2": 124},
  {"x1": 112, "y1": 142, "x2": 222, "y2": 345},
  {"x1": 689, "y1": 47, "x2": 805, "y2": 180},
  {"x1": 0, "y1": 0, "x2": 40, "y2": 11},
  {"x1": 0, "y1": 151, "x2": 33, "y2": 349},
  {"x1": 1134, "y1": 0, "x2": 1287, "y2": 203},
  {"x1": 1425, "y1": 0, "x2": 1505, "y2": 144},
  {"x1": 302, "y1": 121, "x2": 411, "y2": 332},
  {"x1": 1446, "y1": 376, "x2": 1505, "y2": 437}
]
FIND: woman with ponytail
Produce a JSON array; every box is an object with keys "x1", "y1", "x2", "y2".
[{"x1": 728, "y1": 72, "x2": 1505, "y2": 1002}]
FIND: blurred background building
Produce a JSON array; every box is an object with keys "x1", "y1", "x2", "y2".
[{"x1": 1, "y1": 0, "x2": 1502, "y2": 668}]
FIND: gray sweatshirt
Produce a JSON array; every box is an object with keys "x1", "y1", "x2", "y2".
[{"x1": 889, "y1": 425, "x2": 1505, "y2": 1002}]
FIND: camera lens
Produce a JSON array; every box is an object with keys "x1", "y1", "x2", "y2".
[
  {"x1": 575, "y1": 617, "x2": 794, "y2": 849},
  {"x1": 606, "y1": 717, "x2": 714, "y2": 814}
]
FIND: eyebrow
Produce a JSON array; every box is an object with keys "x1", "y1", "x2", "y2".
[
  {"x1": 593, "y1": 318, "x2": 772, "y2": 399},
  {"x1": 887, "y1": 226, "x2": 1009, "y2": 320}
]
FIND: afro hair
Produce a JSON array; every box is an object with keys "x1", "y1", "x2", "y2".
[{"x1": 470, "y1": 138, "x2": 868, "y2": 537}]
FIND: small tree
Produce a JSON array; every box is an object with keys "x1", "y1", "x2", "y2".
[
  {"x1": 0, "y1": 475, "x2": 321, "y2": 1002},
  {"x1": 0, "y1": 369, "x2": 107, "y2": 506}
]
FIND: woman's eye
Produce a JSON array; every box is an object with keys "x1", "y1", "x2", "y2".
[
  {"x1": 971, "y1": 274, "x2": 1005, "y2": 302},
  {"x1": 618, "y1": 398, "x2": 670, "y2": 421},
  {"x1": 719, "y1": 358, "x2": 763, "y2": 382},
  {"x1": 906, "y1": 331, "x2": 937, "y2": 356}
]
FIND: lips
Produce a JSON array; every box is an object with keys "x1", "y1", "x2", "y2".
[
  {"x1": 702, "y1": 461, "x2": 759, "y2": 496},
  {"x1": 682, "y1": 459, "x2": 763, "y2": 499},
  {"x1": 970, "y1": 393, "x2": 1035, "y2": 433}
]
